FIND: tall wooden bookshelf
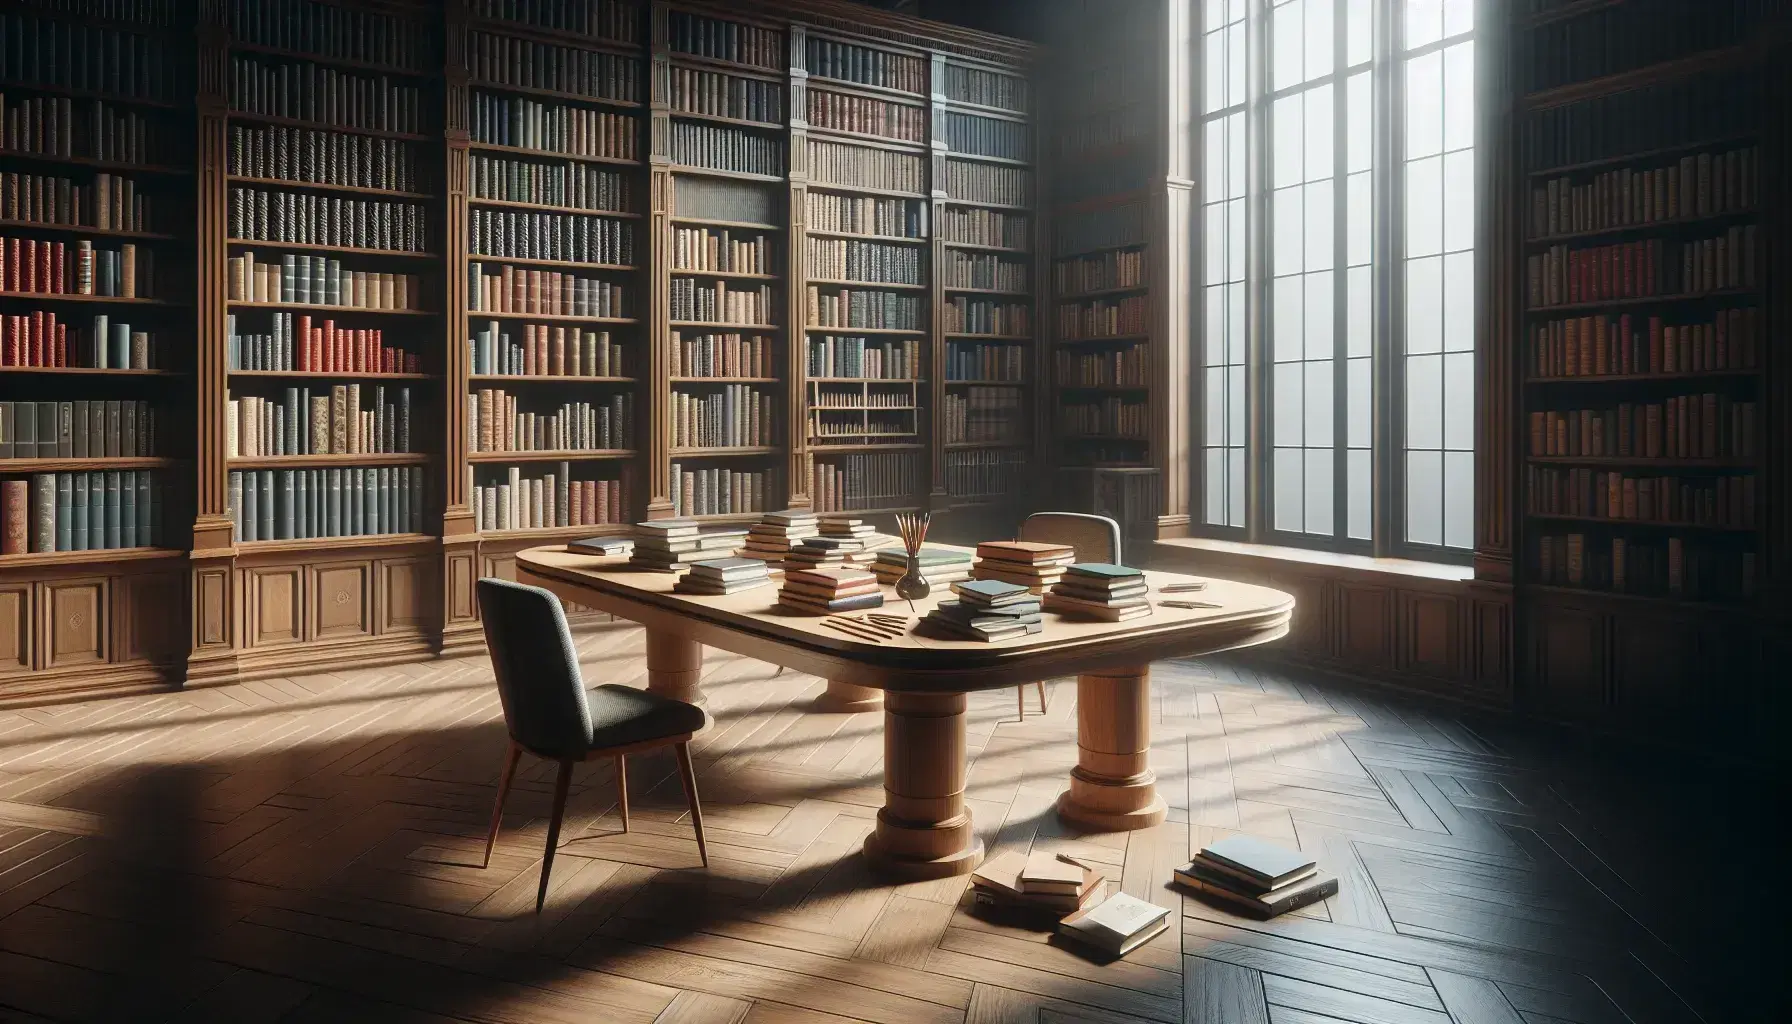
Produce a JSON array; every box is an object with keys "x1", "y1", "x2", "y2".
[
  {"x1": 1511, "y1": 0, "x2": 1786, "y2": 734},
  {"x1": 0, "y1": 0, "x2": 1043, "y2": 703}
]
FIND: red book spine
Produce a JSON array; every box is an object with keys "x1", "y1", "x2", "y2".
[
  {"x1": 53, "y1": 241, "x2": 64, "y2": 293},
  {"x1": 297, "y1": 315, "x2": 312, "y2": 371},
  {"x1": 55, "y1": 321, "x2": 66, "y2": 366},
  {"x1": 30, "y1": 310, "x2": 45, "y2": 365},
  {"x1": 23, "y1": 239, "x2": 37, "y2": 293}
]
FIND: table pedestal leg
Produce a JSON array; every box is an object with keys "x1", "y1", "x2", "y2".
[
  {"x1": 816, "y1": 679, "x2": 883, "y2": 713},
  {"x1": 1056, "y1": 665, "x2": 1168, "y2": 832},
  {"x1": 862, "y1": 691, "x2": 983, "y2": 879},
  {"x1": 645, "y1": 630, "x2": 704, "y2": 705}
]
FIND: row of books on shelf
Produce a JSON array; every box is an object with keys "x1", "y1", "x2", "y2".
[
  {"x1": 674, "y1": 331, "x2": 772, "y2": 379},
  {"x1": 943, "y1": 160, "x2": 1030, "y2": 207},
  {"x1": 946, "y1": 252, "x2": 1028, "y2": 292},
  {"x1": 809, "y1": 140, "x2": 921, "y2": 194},
  {"x1": 945, "y1": 447, "x2": 1026, "y2": 500},
  {"x1": 667, "y1": 11, "x2": 781, "y2": 71},
  {"x1": 672, "y1": 124, "x2": 783, "y2": 177},
  {"x1": 226, "y1": 313, "x2": 418, "y2": 374},
  {"x1": 674, "y1": 227, "x2": 770, "y2": 274},
  {"x1": 228, "y1": 252, "x2": 421, "y2": 310},
  {"x1": 1527, "y1": 467, "x2": 1755, "y2": 529},
  {"x1": 470, "y1": 208, "x2": 636, "y2": 266},
  {"x1": 0, "y1": 236, "x2": 154, "y2": 297},
  {"x1": 807, "y1": 336, "x2": 918, "y2": 380},
  {"x1": 229, "y1": 185, "x2": 429, "y2": 252},
  {"x1": 1, "y1": 472, "x2": 167, "y2": 554},
  {"x1": 1533, "y1": 532, "x2": 1755, "y2": 602},
  {"x1": 0, "y1": 399, "x2": 154, "y2": 458},
  {"x1": 1523, "y1": 0, "x2": 1774, "y2": 94},
  {"x1": 472, "y1": 465, "x2": 629, "y2": 532},
  {"x1": 670, "y1": 66, "x2": 782, "y2": 125},
  {"x1": 229, "y1": 56, "x2": 424, "y2": 135},
  {"x1": 1530, "y1": 146, "x2": 1759, "y2": 239},
  {"x1": 810, "y1": 413, "x2": 910, "y2": 439},
  {"x1": 0, "y1": 95, "x2": 164, "y2": 166},
  {"x1": 1, "y1": 171, "x2": 152, "y2": 233},
  {"x1": 1058, "y1": 347, "x2": 1147, "y2": 387},
  {"x1": 806, "y1": 238, "x2": 921, "y2": 285},
  {"x1": 1530, "y1": 307, "x2": 1758, "y2": 377},
  {"x1": 1529, "y1": 396, "x2": 1757, "y2": 460},
  {"x1": 943, "y1": 64, "x2": 1028, "y2": 112},
  {"x1": 471, "y1": 0, "x2": 641, "y2": 45},
  {"x1": 1054, "y1": 203, "x2": 1143, "y2": 257},
  {"x1": 470, "y1": 322, "x2": 625, "y2": 378},
  {"x1": 1055, "y1": 249, "x2": 1144, "y2": 294},
  {"x1": 671, "y1": 462, "x2": 776, "y2": 517},
  {"x1": 807, "y1": 193, "x2": 925, "y2": 239},
  {"x1": 947, "y1": 297, "x2": 1030, "y2": 336},
  {"x1": 670, "y1": 386, "x2": 774, "y2": 449},
  {"x1": 1523, "y1": 70, "x2": 1759, "y2": 173},
  {"x1": 1054, "y1": 102, "x2": 1151, "y2": 159},
  {"x1": 804, "y1": 37, "x2": 922, "y2": 94},
  {"x1": 470, "y1": 154, "x2": 630, "y2": 213},
  {"x1": 671, "y1": 279, "x2": 773, "y2": 325},
  {"x1": 812, "y1": 451, "x2": 915, "y2": 512},
  {"x1": 805, "y1": 286, "x2": 920, "y2": 330},
  {"x1": 470, "y1": 389, "x2": 632, "y2": 453},
  {"x1": 229, "y1": 465, "x2": 425, "y2": 542},
  {"x1": 943, "y1": 387, "x2": 1024, "y2": 445},
  {"x1": 467, "y1": 262, "x2": 631, "y2": 318},
  {"x1": 809, "y1": 383, "x2": 913, "y2": 410},
  {"x1": 1057, "y1": 295, "x2": 1144, "y2": 338},
  {"x1": 941, "y1": 111, "x2": 1030, "y2": 162},
  {"x1": 229, "y1": 124, "x2": 425, "y2": 195},
  {"x1": 230, "y1": 0, "x2": 432, "y2": 73},
  {"x1": 227, "y1": 385, "x2": 411, "y2": 458},
  {"x1": 1526, "y1": 228, "x2": 1758, "y2": 308},
  {"x1": 470, "y1": 93, "x2": 637, "y2": 161},
  {"x1": 0, "y1": 13, "x2": 178, "y2": 102},
  {"x1": 1064, "y1": 398, "x2": 1146, "y2": 438},
  {"x1": 947, "y1": 341, "x2": 1025, "y2": 382},
  {"x1": 469, "y1": 30, "x2": 642, "y2": 106},
  {"x1": 807, "y1": 90, "x2": 922, "y2": 143},
  {"x1": 941, "y1": 207, "x2": 1029, "y2": 250},
  {"x1": 2, "y1": 312, "x2": 155, "y2": 369}
]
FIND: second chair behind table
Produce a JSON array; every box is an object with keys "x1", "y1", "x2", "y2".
[
  {"x1": 475, "y1": 577, "x2": 710, "y2": 912},
  {"x1": 1013, "y1": 511, "x2": 1124, "y2": 719}
]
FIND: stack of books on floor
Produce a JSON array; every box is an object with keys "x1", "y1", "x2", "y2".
[
  {"x1": 674, "y1": 557, "x2": 774, "y2": 596},
  {"x1": 1043, "y1": 563, "x2": 1153, "y2": 621},
  {"x1": 627, "y1": 520, "x2": 748, "y2": 572},
  {"x1": 870, "y1": 545, "x2": 974, "y2": 587},
  {"x1": 972, "y1": 540, "x2": 1078, "y2": 593},
  {"x1": 1058, "y1": 891, "x2": 1173, "y2": 958},
  {"x1": 970, "y1": 850, "x2": 1107, "y2": 918},
  {"x1": 923, "y1": 579, "x2": 1042, "y2": 641},
  {"x1": 778, "y1": 566, "x2": 884, "y2": 614},
  {"x1": 739, "y1": 509, "x2": 820, "y2": 568},
  {"x1": 1173, "y1": 835, "x2": 1337, "y2": 919}
]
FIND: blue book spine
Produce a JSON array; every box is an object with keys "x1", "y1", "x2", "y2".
[
  {"x1": 72, "y1": 473, "x2": 89, "y2": 550},
  {"x1": 55, "y1": 474, "x2": 72, "y2": 551},
  {"x1": 136, "y1": 472, "x2": 150, "y2": 542},
  {"x1": 327, "y1": 468, "x2": 340, "y2": 537},
  {"x1": 120, "y1": 471, "x2": 137, "y2": 548},
  {"x1": 279, "y1": 469, "x2": 295, "y2": 539},
  {"x1": 104, "y1": 470, "x2": 122, "y2": 549},
  {"x1": 228, "y1": 471, "x2": 243, "y2": 542},
  {"x1": 259, "y1": 471, "x2": 275, "y2": 541},
  {"x1": 241, "y1": 470, "x2": 257, "y2": 542}
]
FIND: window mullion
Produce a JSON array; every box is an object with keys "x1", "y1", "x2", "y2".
[
  {"x1": 1372, "y1": 0, "x2": 1402, "y2": 557},
  {"x1": 1332, "y1": 0, "x2": 1349, "y2": 547},
  {"x1": 1245, "y1": 0, "x2": 1274, "y2": 543}
]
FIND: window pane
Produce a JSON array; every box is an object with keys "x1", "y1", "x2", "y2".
[
  {"x1": 1274, "y1": 0, "x2": 1304, "y2": 91},
  {"x1": 1406, "y1": 254, "x2": 1443, "y2": 353},
  {"x1": 1275, "y1": 448, "x2": 1303, "y2": 531},
  {"x1": 1346, "y1": 72, "x2": 1372, "y2": 173},
  {"x1": 1444, "y1": 249, "x2": 1474, "y2": 349},
  {"x1": 1407, "y1": 451, "x2": 1442, "y2": 545},
  {"x1": 1206, "y1": 449, "x2": 1228, "y2": 525},
  {"x1": 1405, "y1": 0, "x2": 1443, "y2": 50},
  {"x1": 1229, "y1": 448, "x2": 1246, "y2": 526},
  {"x1": 1347, "y1": 0, "x2": 1372, "y2": 67},
  {"x1": 1274, "y1": 188, "x2": 1304, "y2": 276},
  {"x1": 1304, "y1": 84, "x2": 1334, "y2": 184},
  {"x1": 1406, "y1": 352, "x2": 1442, "y2": 448},
  {"x1": 1206, "y1": 365, "x2": 1227, "y2": 439},
  {"x1": 1275, "y1": 276, "x2": 1304, "y2": 361},
  {"x1": 1444, "y1": 0, "x2": 1474, "y2": 42},
  {"x1": 1347, "y1": 265, "x2": 1372, "y2": 357},
  {"x1": 1305, "y1": 181, "x2": 1335, "y2": 271},
  {"x1": 1305, "y1": 360, "x2": 1334, "y2": 447},
  {"x1": 1348, "y1": 448, "x2": 1372, "y2": 539},
  {"x1": 1205, "y1": 32, "x2": 1227, "y2": 115},
  {"x1": 1444, "y1": 350, "x2": 1474, "y2": 450},
  {"x1": 1406, "y1": 154, "x2": 1443, "y2": 257},
  {"x1": 1205, "y1": 208, "x2": 1227, "y2": 284},
  {"x1": 1348, "y1": 355, "x2": 1372, "y2": 447},
  {"x1": 1347, "y1": 170, "x2": 1372, "y2": 266},
  {"x1": 1228, "y1": 198, "x2": 1248, "y2": 281},
  {"x1": 1205, "y1": 121, "x2": 1227, "y2": 204},
  {"x1": 1273, "y1": 95, "x2": 1303, "y2": 190},
  {"x1": 1305, "y1": 270, "x2": 1334, "y2": 359},
  {"x1": 1444, "y1": 450, "x2": 1473, "y2": 548},
  {"x1": 1305, "y1": 449, "x2": 1334, "y2": 535},
  {"x1": 1229, "y1": 365, "x2": 1247, "y2": 439},
  {"x1": 1275, "y1": 362, "x2": 1303, "y2": 446},
  {"x1": 1228, "y1": 282, "x2": 1247, "y2": 364},
  {"x1": 1228, "y1": 22, "x2": 1248, "y2": 107},
  {"x1": 1406, "y1": 51, "x2": 1442, "y2": 159},
  {"x1": 1443, "y1": 148, "x2": 1475, "y2": 253},
  {"x1": 1305, "y1": 0, "x2": 1335, "y2": 82},
  {"x1": 1227, "y1": 112, "x2": 1247, "y2": 197},
  {"x1": 1444, "y1": 41, "x2": 1475, "y2": 152}
]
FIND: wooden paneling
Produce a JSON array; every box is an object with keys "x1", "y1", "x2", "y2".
[
  {"x1": 1526, "y1": 599, "x2": 1606, "y2": 722},
  {"x1": 1271, "y1": 574, "x2": 1333, "y2": 658},
  {"x1": 378, "y1": 559, "x2": 435, "y2": 635},
  {"x1": 0, "y1": 585, "x2": 30, "y2": 676},
  {"x1": 1610, "y1": 611, "x2": 1698, "y2": 730},
  {"x1": 447, "y1": 550, "x2": 477, "y2": 624},
  {"x1": 312, "y1": 564, "x2": 372, "y2": 641},
  {"x1": 41, "y1": 579, "x2": 107, "y2": 670},
  {"x1": 1338, "y1": 584, "x2": 1394, "y2": 670},
  {"x1": 1398, "y1": 591, "x2": 1461, "y2": 679},
  {"x1": 245, "y1": 568, "x2": 304, "y2": 648},
  {"x1": 114, "y1": 573, "x2": 185, "y2": 665}
]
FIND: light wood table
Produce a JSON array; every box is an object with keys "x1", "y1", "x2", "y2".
[{"x1": 515, "y1": 547, "x2": 1293, "y2": 880}]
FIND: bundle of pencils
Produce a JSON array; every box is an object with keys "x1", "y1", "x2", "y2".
[{"x1": 895, "y1": 511, "x2": 931, "y2": 556}]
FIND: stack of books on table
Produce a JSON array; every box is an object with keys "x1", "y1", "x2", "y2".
[
  {"x1": 566, "y1": 536, "x2": 633, "y2": 557},
  {"x1": 674, "y1": 557, "x2": 774, "y2": 596},
  {"x1": 818, "y1": 514, "x2": 899, "y2": 564},
  {"x1": 627, "y1": 520, "x2": 747, "y2": 572},
  {"x1": 922, "y1": 579, "x2": 1042, "y2": 641},
  {"x1": 783, "y1": 534, "x2": 861, "y2": 571},
  {"x1": 972, "y1": 540, "x2": 1078, "y2": 593},
  {"x1": 1043, "y1": 563, "x2": 1153, "y2": 622},
  {"x1": 739, "y1": 509, "x2": 820, "y2": 568},
  {"x1": 1173, "y1": 835, "x2": 1337, "y2": 919},
  {"x1": 777, "y1": 566, "x2": 884, "y2": 614},
  {"x1": 870, "y1": 545, "x2": 974, "y2": 587},
  {"x1": 1058, "y1": 892, "x2": 1173, "y2": 958},
  {"x1": 970, "y1": 850, "x2": 1107, "y2": 918}
]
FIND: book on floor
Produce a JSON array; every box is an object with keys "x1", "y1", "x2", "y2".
[
  {"x1": 1173, "y1": 861, "x2": 1337, "y2": 919},
  {"x1": 1198, "y1": 835, "x2": 1317, "y2": 889},
  {"x1": 970, "y1": 850, "x2": 1106, "y2": 915},
  {"x1": 1056, "y1": 892, "x2": 1171, "y2": 957},
  {"x1": 1019, "y1": 851, "x2": 1084, "y2": 895}
]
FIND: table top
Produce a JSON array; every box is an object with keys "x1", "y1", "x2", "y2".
[{"x1": 516, "y1": 546, "x2": 1293, "y2": 692}]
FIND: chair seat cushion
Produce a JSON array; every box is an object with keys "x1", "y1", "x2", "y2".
[{"x1": 585, "y1": 684, "x2": 706, "y2": 751}]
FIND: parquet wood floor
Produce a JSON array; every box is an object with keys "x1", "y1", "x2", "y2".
[{"x1": 0, "y1": 621, "x2": 1775, "y2": 1022}]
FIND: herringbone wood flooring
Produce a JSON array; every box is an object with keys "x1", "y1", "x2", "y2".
[{"x1": 0, "y1": 622, "x2": 1774, "y2": 1022}]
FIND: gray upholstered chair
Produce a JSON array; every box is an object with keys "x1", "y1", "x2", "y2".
[
  {"x1": 477, "y1": 578, "x2": 709, "y2": 911},
  {"x1": 1014, "y1": 511, "x2": 1124, "y2": 719}
]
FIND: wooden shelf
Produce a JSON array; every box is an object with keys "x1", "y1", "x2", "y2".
[
  {"x1": 469, "y1": 197, "x2": 642, "y2": 218},
  {"x1": 470, "y1": 77, "x2": 644, "y2": 111},
  {"x1": 0, "y1": 547, "x2": 186, "y2": 569},
  {"x1": 1526, "y1": 370, "x2": 1759, "y2": 384},
  {"x1": 1526, "y1": 287, "x2": 1758, "y2": 315},
  {"x1": 670, "y1": 164, "x2": 786, "y2": 184},
  {"x1": 225, "y1": 175, "x2": 436, "y2": 200},
  {"x1": 944, "y1": 241, "x2": 1031, "y2": 254},
  {"x1": 467, "y1": 142, "x2": 641, "y2": 167},
  {"x1": 808, "y1": 279, "x2": 927, "y2": 291},
  {"x1": 229, "y1": 41, "x2": 435, "y2": 79},
  {"x1": 1060, "y1": 434, "x2": 1147, "y2": 443},
  {"x1": 230, "y1": 370, "x2": 433, "y2": 380},
  {"x1": 237, "y1": 533, "x2": 436, "y2": 554},
  {"x1": 1519, "y1": 582, "x2": 1750, "y2": 612},
  {"x1": 669, "y1": 269, "x2": 779, "y2": 280},
  {"x1": 1527, "y1": 208, "x2": 1759, "y2": 247},
  {"x1": 228, "y1": 453, "x2": 430, "y2": 469},
  {"x1": 946, "y1": 333, "x2": 1031, "y2": 341},
  {"x1": 1522, "y1": 40, "x2": 1765, "y2": 111},
  {"x1": 1, "y1": 367, "x2": 178, "y2": 377},
  {"x1": 1051, "y1": 241, "x2": 1147, "y2": 260},
  {"x1": 1055, "y1": 284, "x2": 1148, "y2": 300},
  {"x1": 670, "y1": 321, "x2": 781, "y2": 331},
  {"x1": 226, "y1": 109, "x2": 430, "y2": 143},
  {"x1": 808, "y1": 443, "x2": 925, "y2": 453},
  {"x1": 669, "y1": 447, "x2": 779, "y2": 457},
  {"x1": 944, "y1": 440, "x2": 1027, "y2": 450},
  {"x1": 1056, "y1": 383, "x2": 1146, "y2": 392},
  {"x1": 803, "y1": 325, "x2": 922, "y2": 335},
  {"x1": 465, "y1": 18, "x2": 642, "y2": 58},
  {"x1": 671, "y1": 216, "x2": 781, "y2": 231},
  {"x1": 1526, "y1": 134, "x2": 1757, "y2": 181},
  {"x1": 468, "y1": 375, "x2": 636, "y2": 383},
  {"x1": 1519, "y1": 0, "x2": 1623, "y2": 30},
  {"x1": 227, "y1": 302, "x2": 434, "y2": 316},
  {"x1": 0, "y1": 150, "x2": 190, "y2": 176},
  {"x1": 479, "y1": 523, "x2": 633, "y2": 542},
  {"x1": 469, "y1": 310, "x2": 639, "y2": 324},
  {"x1": 940, "y1": 197, "x2": 1031, "y2": 212},
  {"x1": 936, "y1": 96, "x2": 1030, "y2": 119},
  {"x1": 1527, "y1": 456, "x2": 1755, "y2": 469},
  {"x1": 0, "y1": 457, "x2": 177, "y2": 472},
  {"x1": 807, "y1": 181, "x2": 926, "y2": 201},
  {"x1": 810, "y1": 406, "x2": 918, "y2": 412},
  {"x1": 673, "y1": 377, "x2": 780, "y2": 383},
  {"x1": 1526, "y1": 512, "x2": 1755, "y2": 532},
  {"x1": 803, "y1": 125, "x2": 928, "y2": 152},
  {"x1": 1058, "y1": 334, "x2": 1150, "y2": 345},
  {"x1": 670, "y1": 108, "x2": 785, "y2": 131},
  {"x1": 0, "y1": 219, "x2": 176, "y2": 241},
  {"x1": 947, "y1": 379, "x2": 1028, "y2": 386},
  {"x1": 944, "y1": 286, "x2": 1030, "y2": 296},
  {"x1": 468, "y1": 253, "x2": 635, "y2": 271},
  {"x1": 227, "y1": 238, "x2": 438, "y2": 259},
  {"x1": 466, "y1": 450, "x2": 637, "y2": 463},
  {"x1": 665, "y1": 50, "x2": 786, "y2": 82},
  {"x1": 803, "y1": 75, "x2": 923, "y2": 105},
  {"x1": 943, "y1": 150, "x2": 1031, "y2": 168},
  {"x1": 0, "y1": 292, "x2": 177, "y2": 307},
  {"x1": 808, "y1": 377, "x2": 927, "y2": 383},
  {"x1": 803, "y1": 229, "x2": 927, "y2": 245}
]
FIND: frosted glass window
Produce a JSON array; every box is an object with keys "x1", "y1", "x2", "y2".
[
  {"x1": 1305, "y1": 0, "x2": 1335, "y2": 82},
  {"x1": 1346, "y1": 73, "x2": 1372, "y2": 173},
  {"x1": 1275, "y1": 449, "x2": 1304, "y2": 531},
  {"x1": 1407, "y1": 451, "x2": 1442, "y2": 545},
  {"x1": 1405, "y1": 0, "x2": 1443, "y2": 50},
  {"x1": 1274, "y1": 1, "x2": 1305, "y2": 91},
  {"x1": 1346, "y1": 0, "x2": 1372, "y2": 67},
  {"x1": 1305, "y1": 182, "x2": 1334, "y2": 271},
  {"x1": 1348, "y1": 449, "x2": 1373, "y2": 539},
  {"x1": 1200, "y1": 6, "x2": 1251, "y2": 530},
  {"x1": 1406, "y1": 353, "x2": 1442, "y2": 448},
  {"x1": 1406, "y1": 156, "x2": 1443, "y2": 257},
  {"x1": 1347, "y1": 356, "x2": 1372, "y2": 447},
  {"x1": 1305, "y1": 360, "x2": 1334, "y2": 446},
  {"x1": 1406, "y1": 255, "x2": 1443, "y2": 353},
  {"x1": 1405, "y1": 52, "x2": 1442, "y2": 159},
  {"x1": 1347, "y1": 266, "x2": 1372, "y2": 356},
  {"x1": 1305, "y1": 271, "x2": 1334, "y2": 358}
]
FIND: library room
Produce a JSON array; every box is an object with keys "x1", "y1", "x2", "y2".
[{"x1": 0, "y1": 0, "x2": 1781, "y2": 1019}]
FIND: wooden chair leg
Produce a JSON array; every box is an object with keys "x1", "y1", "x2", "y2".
[
  {"x1": 537, "y1": 759, "x2": 575, "y2": 913},
  {"x1": 1016, "y1": 685, "x2": 1026, "y2": 721},
  {"x1": 673, "y1": 742, "x2": 709, "y2": 868},
  {"x1": 615, "y1": 754, "x2": 630, "y2": 832},
  {"x1": 1035, "y1": 680, "x2": 1049, "y2": 714},
  {"x1": 483, "y1": 740, "x2": 521, "y2": 869}
]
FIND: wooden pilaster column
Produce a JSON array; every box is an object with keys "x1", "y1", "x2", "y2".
[
  {"x1": 439, "y1": 0, "x2": 481, "y2": 651},
  {"x1": 1056, "y1": 665, "x2": 1168, "y2": 832},
  {"x1": 1150, "y1": 0, "x2": 1194, "y2": 539},
  {"x1": 186, "y1": 0, "x2": 239, "y2": 684},
  {"x1": 862, "y1": 690, "x2": 983, "y2": 879},
  {"x1": 786, "y1": 26, "x2": 812, "y2": 510},
  {"x1": 925, "y1": 53, "x2": 950, "y2": 508},
  {"x1": 645, "y1": 9, "x2": 676, "y2": 518}
]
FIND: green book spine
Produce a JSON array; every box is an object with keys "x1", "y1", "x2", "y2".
[
  {"x1": 72, "y1": 473, "x2": 89, "y2": 550},
  {"x1": 120, "y1": 471, "x2": 137, "y2": 548},
  {"x1": 55, "y1": 474, "x2": 73, "y2": 551},
  {"x1": 135, "y1": 473, "x2": 150, "y2": 544},
  {"x1": 105, "y1": 470, "x2": 122, "y2": 549}
]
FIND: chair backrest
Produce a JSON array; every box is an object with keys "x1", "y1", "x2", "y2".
[
  {"x1": 1019, "y1": 511, "x2": 1123, "y2": 565},
  {"x1": 477, "y1": 578, "x2": 593, "y2": 759}
]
